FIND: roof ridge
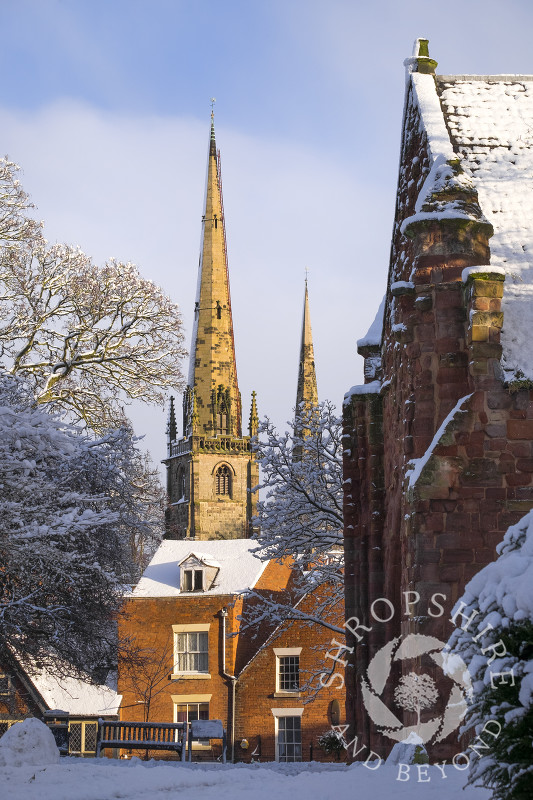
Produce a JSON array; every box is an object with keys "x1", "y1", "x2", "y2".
[{"x1": 438, "y1": 74, "x2": 533, "y2": 82}]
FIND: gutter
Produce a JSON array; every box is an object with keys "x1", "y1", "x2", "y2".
[{"x1": 219, "y1": 607, "x2": 237, "y2": 763}]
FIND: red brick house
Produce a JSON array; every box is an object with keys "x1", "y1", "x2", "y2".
[
  {"x1": 343, "y1": 39, "x2": 533, "y2": 760},
  {"x1": 234, "y1": 587, "x2": 345, "y2": 763},
  {"x1": 118, "y1": 539, "x2": 345, "y2": 762}
]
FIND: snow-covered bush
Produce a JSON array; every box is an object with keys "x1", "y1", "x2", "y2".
[
  {"x1": 448, "y1": 510, "x2": 533, "y2": 800},
  {"x1": 0, "y1": 373, "x2": 141, "y2": 673}
]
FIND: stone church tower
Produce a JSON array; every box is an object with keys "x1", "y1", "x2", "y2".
[{"x1": 165, "y1": 115, "x2": 258, "y2": 540}]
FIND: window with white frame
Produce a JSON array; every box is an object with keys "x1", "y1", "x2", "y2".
[
  {"x1": 274, "y1": 647, "x2": 302, "y2": 694},
  {"x1": 182, "y1": 568, "x2": 204, "y2": 592},
  {"x1": 172, "y1": 695, "x2": 211, "y2": 748},
  {"x1": 275, "y1": 714, "x2": 302, "y2": 762},
  {"x1": 174, "y1": 700, "x2": 209, "y2": 725},
  {"x1": 175, "y1": 631, "x2": 209, "y2": 673},
  {"x1": 279, "y1": 656, "x2": 299, "y2": 691}
]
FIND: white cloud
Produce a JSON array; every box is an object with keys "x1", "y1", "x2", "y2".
[{"x1": 0, "y1": 101, "x2": 388, "y2": 467}]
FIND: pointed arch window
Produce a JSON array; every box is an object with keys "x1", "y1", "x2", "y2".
[{"x1": 215, "y1": 465, "x2": 231, "y2": 497}]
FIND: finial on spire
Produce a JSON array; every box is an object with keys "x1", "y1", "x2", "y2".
[
  {"x1": 305, "y1": 266, "x2": 309, "y2": 286},
  {"x1": 167, "y1": 396, "x2": 177, "y2": 443},
  {"x1": 249, "y1": 391, "x2": 259, "y2": 437},
  {"x1": 191, "y1": 388, "x2": 199, "y2": 434},
  {"x1": 209, "y1": 98, "x2": 217, "y2": 155}
]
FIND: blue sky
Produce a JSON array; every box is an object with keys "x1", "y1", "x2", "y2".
[{"x1": 2, "y1": 0, "x2": 533, "y2": 463}]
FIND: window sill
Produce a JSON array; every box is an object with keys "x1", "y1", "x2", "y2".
[
  {"x1": 171, "y1": 673, "x2": 211, "y2": 680},
  {"x1": 273, "y1": 692, "x2": 301, "y2": 698}
]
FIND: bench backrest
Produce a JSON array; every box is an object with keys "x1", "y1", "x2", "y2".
[{"x1": 100, "y1": 720, "x2": 186, "y2": 737}]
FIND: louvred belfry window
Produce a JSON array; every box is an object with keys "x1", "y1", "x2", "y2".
[{"x1": 215, "y1": 465, "x2": 231, "y2": 496}]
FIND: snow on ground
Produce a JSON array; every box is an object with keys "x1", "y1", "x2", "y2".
[
  {"x1": 0, "y1": 720, "x2": 493, "y2": 800},
  {"x1": 0, "y1": 755, "x2": 493, "y2": 800}
]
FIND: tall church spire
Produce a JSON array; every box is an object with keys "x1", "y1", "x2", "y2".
[
  {"x1": 187, "y1": 112, "x2": 241, "y2": 438},
  {"x1": 295, "y1": 278, "x2": 318, "y2": 411},
  {"x1": 165, "y1": 115, "x2": 258, "y2": 541}
]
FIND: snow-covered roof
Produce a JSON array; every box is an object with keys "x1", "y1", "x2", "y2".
[
  {"x1": 130, "y1": 539, "x2": 268, "y2": 597},
  {"x1": 28, "y1": 668, "x2": 121, "y2": 716},
  {"x1": 407, "y1": 68, "x2": 533, "y2": 382},
  {"x1": 436, "y1": 75, "x2": 533, "y2": 381},
  {"x1": 357, "y1": 295, "x2": 385, "y2": 350},
  {"x1": 178, "y1": 551, "x2": 221, "y2": 569}
]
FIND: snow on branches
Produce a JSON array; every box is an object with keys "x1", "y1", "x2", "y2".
[
  {"x1": 253, "y1": 401, "x2": 343, "y2": 566},
  {"x1": 249, "y1": 401, "x2": 344, "y2": 634},
  {"x1": 448, "y1": 510, "x2": 533, "y2": 800},
  {"x1": 0, "y1": 158, "x2": 187, "y2": 432},
  {"x1": 0, "y1": 373, "x2": 142, "y2": 674},
  {"x1": 0, "y1": 157, "x2": 41, "y2": 246}
]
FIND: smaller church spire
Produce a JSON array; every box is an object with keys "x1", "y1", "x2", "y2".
[
  {"x1": 249, "y1": 391, "x2": 258, "y2": 437},
  {"x1": 295, "y1": 277, "x2": 318, "y2": 412}
]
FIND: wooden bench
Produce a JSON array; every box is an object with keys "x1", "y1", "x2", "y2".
[
  {"x1": 96, "y1": 719, "x2": 188, "y2": 760},
  {"x1": 188, "y1": 719, "x2": 227, "y2": 763}
]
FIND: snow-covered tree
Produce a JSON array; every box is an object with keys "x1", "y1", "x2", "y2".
[
  {"x1": 0, "y1": 373, "x2": 142, "y2": 674},
  {"x1": 0, "y1": 241, "x2": 187, "y2": 432},
  {"x1": 0, "y1": 158, "x2": 186, "y2": 432},
  {"x1": 448, "y1": 510, "x2": 533, "y2": 800},
  {"x1": 249, "y1": 401, "x2": 344, "y2": 634},
  {"x1": 0, "y1": 157, "x2": 41, "y2": 246}
]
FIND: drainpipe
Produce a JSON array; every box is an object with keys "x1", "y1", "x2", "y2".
[{"x1": 219, "y1": 607, "x2": 237, "y2": 763}]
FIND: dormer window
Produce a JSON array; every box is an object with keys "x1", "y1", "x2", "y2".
[
  {"x1": 183, "y1": 568, "x2": 204, "y2": 592},
  {"x1": 179, "y1": 552, "x2": 220, "y2": 593}
]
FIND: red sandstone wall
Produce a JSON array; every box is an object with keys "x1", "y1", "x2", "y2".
[{"x1": 343, "y1": 80, "x2": 533, "y2": 761}]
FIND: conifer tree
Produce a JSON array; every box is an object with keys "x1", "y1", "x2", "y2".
[{"x1": 449, "y1": 510, "x2": 533, "y2": 800}]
